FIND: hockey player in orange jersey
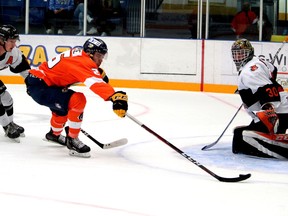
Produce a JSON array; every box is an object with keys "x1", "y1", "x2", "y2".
[{"x1": 25, "y1": 37, "x2": 128, "y2": 158}]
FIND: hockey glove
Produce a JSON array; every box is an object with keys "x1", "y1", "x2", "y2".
[
  {"x1": 98, "y1": 67, "x2": 109, "y2": 83},
  {"x1": 111, "y1": 91, "x2": 128, "y2": 118},
  {"x1": 256, "y1": 103, "x2": 279, "y2": 134}
]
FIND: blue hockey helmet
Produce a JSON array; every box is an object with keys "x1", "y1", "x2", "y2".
[{"x1": 83, "y1": 37, "x2": 108, "y2": 57}]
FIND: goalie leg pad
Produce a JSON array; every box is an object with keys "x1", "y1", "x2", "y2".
[
  {"x1": 233, "y1": 126, "x2": 273, "y2": 158},
  {"x1": 232, "y1": 121, "x2": 268, "y2": 152},
  {"x1": 243, "y1": 130, "x2": 288, "y2": 159}
]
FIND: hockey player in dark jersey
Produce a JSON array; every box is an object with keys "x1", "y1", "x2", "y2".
[
  {"x1": 231, "y1": 38, "x2": 288, "y2": 159},
  {"x1": 0, "y1": 25, "x2": 30, "y2": 142}
]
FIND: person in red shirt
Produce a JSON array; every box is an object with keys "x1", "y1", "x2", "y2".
[
  {"x1": 25, "y1": 37, "x2": 128, "y2": 158},
  {"x1": 231, "y1": 2, "x2": 258, "y2": 39}
]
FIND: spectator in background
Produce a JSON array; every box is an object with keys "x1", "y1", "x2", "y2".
[
  {"x1": 73, "y1": 0, "x2": 95, "y2": 35},
  {"x1": 260, "y1": 13, "x2": 273, "y2": 41},
  {"x1": 124, "y1": 0, "x2": 140, "y2": 36},
  {"x1": 231, "y1": 2, "x2": 258, "y2": 40},
  {"x1": 45, "y1": 0, "x2": 75, "y2": 35},
  {"x1": 88, "y1": 0, "x2": 122, "y2": 36},
  {"x1": 188, "y1": 11, "x2": 197, "y2": 39}
]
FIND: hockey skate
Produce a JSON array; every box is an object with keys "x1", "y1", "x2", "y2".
[
  {"x1": 44, "y1": 129, "x2": 66, "y2": 146},
  {"x1": 66, "y1": 136, "x2": 91, "y2": 158},
  {"x1": 10, "y1": 121, "x2": 25, "y2": 137},
  {"x1": 3, "y1": 122, "x2": 21, "y2": 143},
  {"x1": 65, "y1": 127, "x2": 90, "y2": 158}
]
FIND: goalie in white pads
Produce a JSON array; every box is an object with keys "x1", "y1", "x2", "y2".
[
  {"x1": 231, "y1": 38, "x2": 288, "y2": 159},
  {"x1": 0, "y1": 25, "x2": 30, "y2": 142}
]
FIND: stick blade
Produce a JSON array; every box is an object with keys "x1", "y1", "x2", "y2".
[
  {"x1": 102, "y1": 138, "x2": 128, "y2": 149},
  {"x1": 201, "y1": 142, "x2": 216, "y2": 151},
  {"x1": 217, "y1": 173, "x2": 251, "y2": 183},
  {"x1": 201, "y1": 145, "x2": 209, "y2": 151}
]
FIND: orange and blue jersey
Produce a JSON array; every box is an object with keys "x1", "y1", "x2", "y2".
[{"x1": 29, "y1": 48, "x2": 115, "y2": 101}]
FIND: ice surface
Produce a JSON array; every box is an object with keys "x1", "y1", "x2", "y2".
[{"x1": 0, "y1": 84, "x2": 287, "y2": 216}]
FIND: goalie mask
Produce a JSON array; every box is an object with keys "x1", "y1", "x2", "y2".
[
  {"x1": 231, "y1": 39, "x2": 254, "y2": 71},
  {"x1": 0, "y1": 25, "x2": 19, "y2": 43},
  {"x1": 83, "y1": 37, "x2": 108, "y2": 59}
]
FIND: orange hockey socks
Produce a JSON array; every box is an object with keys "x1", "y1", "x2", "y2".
[
  {"x1": 67, "y1": 92, "x2": 86, "y2": 138},
  {"x1": 50, "y1": 112, "x2": 67, "y2": 136}
]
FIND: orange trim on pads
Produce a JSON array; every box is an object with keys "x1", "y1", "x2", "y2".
[{"x1": 1, "y1": 75, "x2": 238, "y2": 93}]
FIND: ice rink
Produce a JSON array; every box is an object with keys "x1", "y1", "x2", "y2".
[{"x1": 0, "y1": 84, "x2": 287, "y2": 216}]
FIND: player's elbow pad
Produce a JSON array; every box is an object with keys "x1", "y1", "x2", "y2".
[
  {"x1": 257, "y1": 84, "x2": 281, "y2": 106},
  {"x1": 98, "y1": 67, "x2": 109, "y2": 83},
  {"x1": 103, "y1": 75, "x2": 109, "y2": 83}
]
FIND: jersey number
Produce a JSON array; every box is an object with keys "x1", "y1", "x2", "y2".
[
  {"x1": 266, "y1": 87, "x2": 279, "y2": 97},
  {"x1": 47, "y1": 49, "x2": 82, "y2": 68}
]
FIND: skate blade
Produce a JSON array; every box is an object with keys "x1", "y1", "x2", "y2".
[
  {"x1": 69, "y1": 150, "x2": 91, "y2": 158},
  {"x1": 9, "y1": 137, "x2": 20, "y2": 143},
  {"x1": 20, "y1": 133, "x2": 25, "y2": 137},
  {"x1": 4, "y1": 134, "x2": 20, "y2": 143},
  {"x1": 12, "y1": 137, "x2": 20, "y2": 143}
]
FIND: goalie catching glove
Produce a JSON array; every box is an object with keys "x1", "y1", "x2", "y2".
[
  {"x1": 256, "y1": 103, "x2": 279, "y2": 134},
  {"x1": 111, "y1": 91, "x2": 128, "y2": 117}
]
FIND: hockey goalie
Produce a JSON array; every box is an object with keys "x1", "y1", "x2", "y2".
[{"x1": 231, "y1": 38, "x2": 288, "y2": 159}]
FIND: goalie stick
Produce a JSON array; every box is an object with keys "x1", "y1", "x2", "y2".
[
  {"x1": 202, "y1": 104, "x2": 243, "y2": 151},
  {"x1": 126, "y1": 113, "x2": 251, "y2": 182},
  {"x1": 80, "y1": 129, "x2": 128, "y2": 149},
  {"x1": 271, "y1": 38, "x2": 287, "y2": 64}
]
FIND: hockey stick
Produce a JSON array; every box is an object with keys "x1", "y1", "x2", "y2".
[
  {"x1": 126, "y1": 113, "x2": 251, "y2": 182},
  {"x1": 271, "y1": 39, "x2": 287, "y2": 64},
  {"x1": 80, "y1": 129, "x2": 128, "y2": 149},
  {"x1": 201, "y1": 104, "x2": 243, "y2": 151}
]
